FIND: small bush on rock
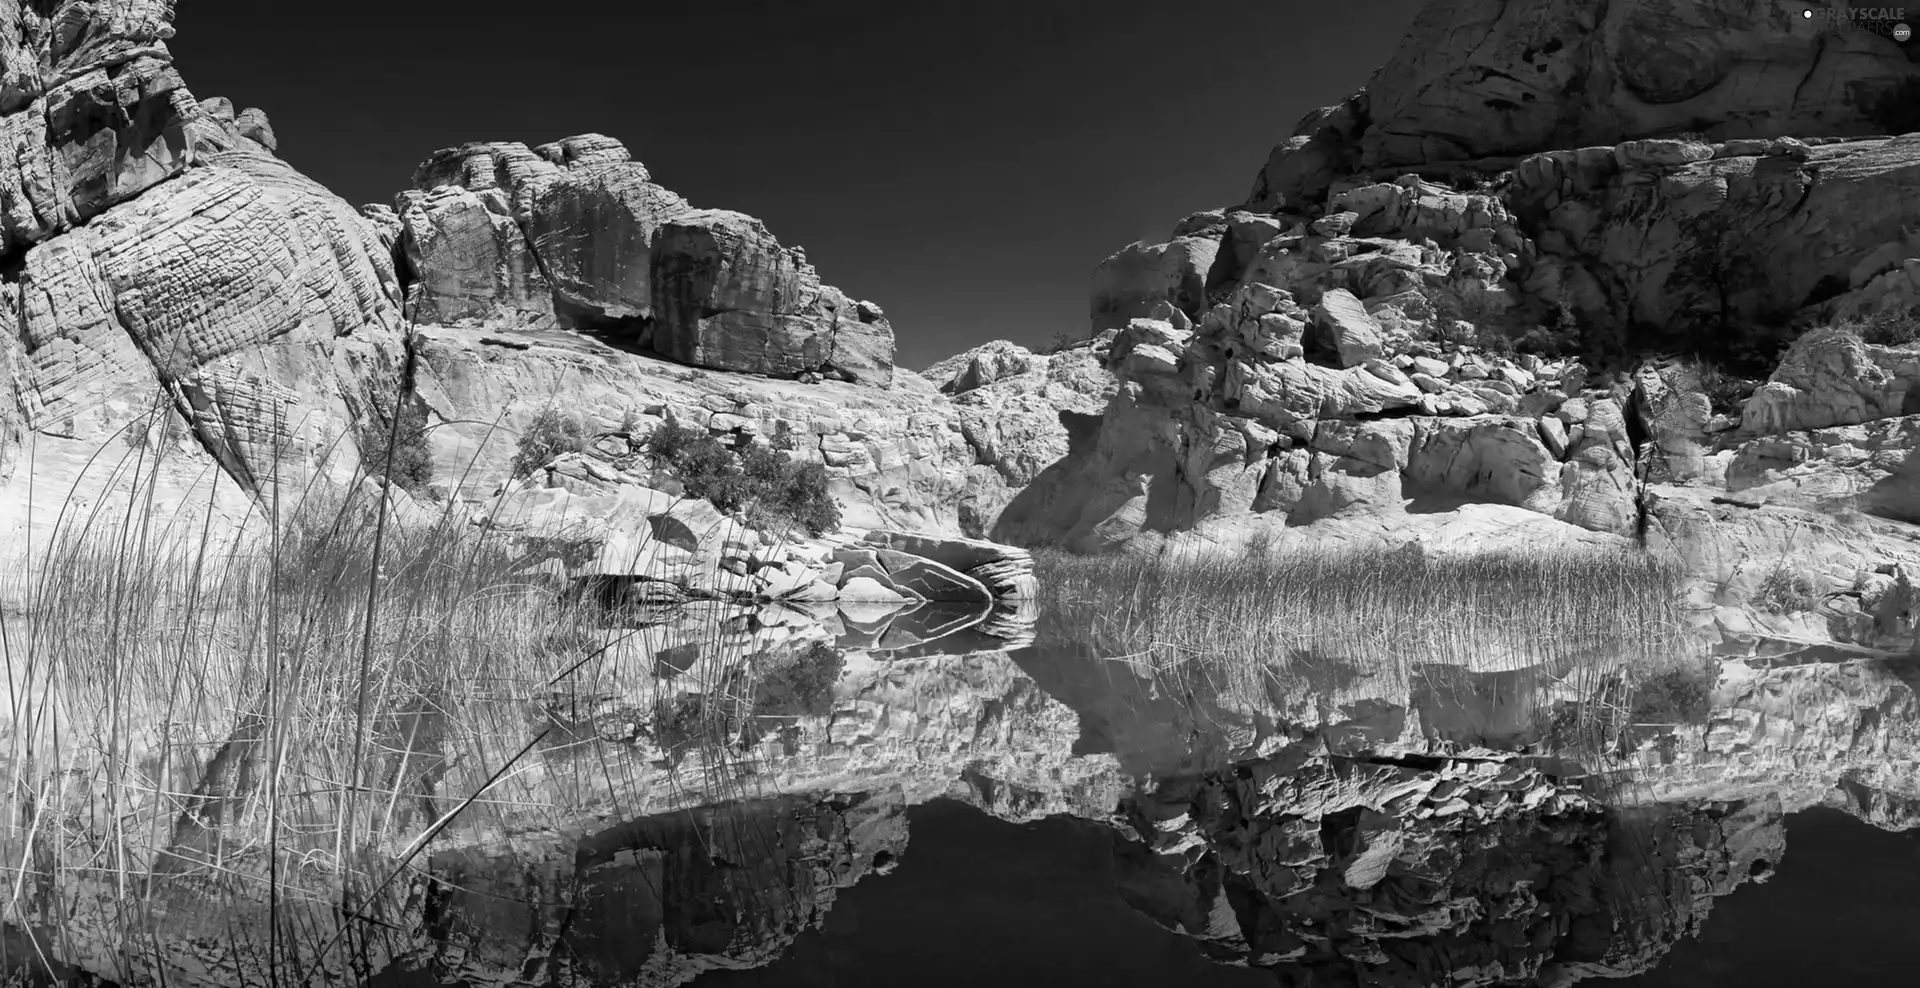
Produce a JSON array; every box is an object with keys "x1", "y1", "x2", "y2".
[
  {"x1": 1040, "y1": 331, "x2": 1082, "y2": 355},
  {"x1": 1513, "y1": 302, "x2": 1584, "y2": 359},
  {"x1": 1753, "y1": 562, "x2": 1819, "y2": 615},
  {"x1": 1685, "y1": 359, "x2": 1759, "y2": 417},
  {"x1": 356, "y1": 387, "x2": 434, "y2": 494},
  {"x1": 1628, "y1": 662, "x2": 1716, "y2": 726},
  {"x1": 648, "y1": 419, "x2": 841, "y2": 537},
  {"x1": 510, "y1": 406, "x2": 590, "y2": 478},
  {"x1": 1836, "y1": 306, "x2": 1920, "y2": 347},
  {"x1": 751, "y1": 642, "x2": 845, "y2": 720}
]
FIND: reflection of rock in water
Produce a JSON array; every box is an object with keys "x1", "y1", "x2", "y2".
[
  {"x1": 1832, "y1": 774, "x2": 1920, "y2": 831},
  {"x1": 1102, "y1": 749, "x2": 1784, "y2": 988},
  {"x1": 404, "y1": 788, "x2": 906, "y2": 987}
]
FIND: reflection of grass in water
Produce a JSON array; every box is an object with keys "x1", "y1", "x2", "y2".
[
  {"x1": 1034, "y1": 542, "x2": 1700, "y2": 713},
  {"x1": 0, "y1": 474, "x2": 593, "y2": 983},
  {"x1": 1036, "y1": 543, "x2": 1732, "y2": 974},
  {"x1": 0, "y1": 406, "x2": 837, "y2": 986}
]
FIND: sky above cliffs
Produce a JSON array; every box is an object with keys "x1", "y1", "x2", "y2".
[{"x1": 171, "y1": 1, "x2": 1425, "y2": 372}]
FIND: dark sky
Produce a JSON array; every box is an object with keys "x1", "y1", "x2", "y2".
[{"x1": 167, "y1": 1, "x2": 1427, "y2": 371}]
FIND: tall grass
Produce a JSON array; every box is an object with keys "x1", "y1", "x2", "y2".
[
  {"x1": 0, "y1": 394, "x2": 845, "y2": 986},
  {"x1": 1034, "y1": 539, "x2": 1718, "y2": 966},
  {"x1": 1032, "y1": 540, "x2": 1705, "y2": 755}
]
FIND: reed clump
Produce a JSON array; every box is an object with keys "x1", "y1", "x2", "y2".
[
  {"x1": 1033, "y1": 540, "x2": 1703, "y2": 731},
  {"x1": 0, "y1": 418, "x2": 815, "y2": 985}
]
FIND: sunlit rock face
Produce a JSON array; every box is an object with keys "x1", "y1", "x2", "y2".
[
  {"x1": 397, "y1": 137, "x2": 897, "y2": 387},
  {"x1": 922, "y1": 339, "x2": 1119, "y2": 536},
  {"x1": 988, "y1": 0, "x2": 1920, "y2": 660},
  {"x1": 0, "y1": 2, "x2": 396, "y2": 576},
  {"x1": 0, "y1": 12, "x2": 1096, "y2": 570},
  {"x1": 0, "y1": 0, "x2": 196, "y2": 252}
]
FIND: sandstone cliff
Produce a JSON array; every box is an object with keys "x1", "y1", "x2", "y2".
[
  {"x1": 0, "y1": 5, "x2": 1092, "y2": 583},
  {"x1": 988, "y1": 0, "x2": 1920, "y2": 663}
]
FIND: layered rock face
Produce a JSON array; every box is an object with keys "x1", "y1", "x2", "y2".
[
  {"x1": 1005, "y1": 0, "x2": 1920, "y2": 659},
  {"x1": 0, "y1": 6, "x2": 402, "y2": 571},
  {"x1": 0, "y1": 1, "x2": 195, "y2": 251},
  {"x1": 0, "y1": 5, "x2": 1070, "y2": 571},
  {"x1": 922, "y1": 338, "x2": 1119, "y2": 536},
  {"x1": 388, "y1": 136, "x2": 896, "y2": 386},
  {"x1": 1252, "y1": 0, "x2": 1920, "y2": 209}
]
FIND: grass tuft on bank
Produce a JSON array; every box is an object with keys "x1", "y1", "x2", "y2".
[
  {"x1": 0, "y1": 408, "x2": 844, "y2": 985},
  {"x1": 1033, "y1": 541, "x2": 1705, "y2": 750}
]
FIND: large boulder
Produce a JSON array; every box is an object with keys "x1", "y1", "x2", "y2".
[
  {"x1": 1309, "y1": 289, "x2": 1385, "y2": 368},
  {"x1": 1090, "y1": 234, "x2": 1222, "y2": 333},
  {"x1": 12, "y1": 144, "x2": 404, "y2": 490},
  {"x1": 648, "y1": 209, "x2": 896, "y2": 385},
  {"x1": 525, "y1": 156, "x2": 691, "y2": 320},
  {"x1": 861, "y1": 529, "x2": 1037, "y2": 599},
  {"x1": 1740, "y1": 326, "x2": 1920, "y2": 437},
  {"x1": 404, "y1": 136, "x2": 898, "y2": 386},
  {"x1": 396, "y1": 185, "x2": 554, "y2": 325}
]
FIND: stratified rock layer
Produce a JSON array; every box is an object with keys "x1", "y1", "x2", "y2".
[{"x1": 401, "y1": 135, "x2": 896, "y2": 386}]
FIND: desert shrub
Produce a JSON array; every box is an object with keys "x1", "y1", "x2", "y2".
[
  {"x1": 1514, "y1": 302, "x2": 1584, "y2": 359},
  {"x1": 1753, "y1": 563, "x2": 1819, "y2": 615},
  {"x1": 1420, "y1": 318, "x2": 1479, "y2": 349},
  {"x1": 1628, "y1": 663, "x2": 1716, "y2": 725},
  {"x1": 648, "y1": 419, "x2": 841, "y2": 537},
  {"x1": 647, "y1": 417, "x2": 703, "y2": 463},
  {"x1": 751, "y1": 642, "x2": 845, "y2": 719},
  {"x1": 1416, "y1": 290, "x2": 1520, "y2": 355},
  {"x1": 1683, "y1": 359, "x2": 1758, "y2": 416},
  {"x1": 770, "y1": 419, "x2": 800, "y2": 452},
  {"x1": 1837, "y1": 306, "x2": 1920, "y2": 347},
  {"x1": 356, "y1": 387, "x2": 434, "y2": 494},
  {"x1": 510, "y1": 406, "x2": 590, "y2": 478},
  {"x1": 1040, "y1": 331, "x2": 1082, "y2": 355}
]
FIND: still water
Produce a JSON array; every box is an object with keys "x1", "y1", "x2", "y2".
[
  {"x1": 361, "y1": 596, "x2": 1920, "y2": 988},
  {"x1": 21, "y1": 589, "x2": 1918, "y2": 987}
]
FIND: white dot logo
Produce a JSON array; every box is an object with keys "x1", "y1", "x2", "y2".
[
  {"x1": 1802, "y1": 7, "x2": 1814, "y2": 17},
  {"x1": 1898, "y1": 22, "x2": 1914, "y2": 41}
]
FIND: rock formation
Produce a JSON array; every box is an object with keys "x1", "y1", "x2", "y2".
[
  {"x1": 409, "y1": 790, "x2": 909, "y2": 988},
  {"x1": 14, "y1": 1, "x2": 1920, "y2": 985},
  {"x1": 1250, "y1": 0, "x2": 1920, "y2": 209},
  {"x1": 985, "y1": 0, "x2": 1920, "y2": 662},
  {"x1": 0, "y1": 4, "x2": 1072, "y2": 583},
  {"x1": 390, "y1": 139, "x2": 897, "y2": 387}
]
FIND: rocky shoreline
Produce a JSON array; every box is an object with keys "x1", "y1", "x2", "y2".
[{"x1": 2, "y1": 0, "x2": 1920, "y2": 985}]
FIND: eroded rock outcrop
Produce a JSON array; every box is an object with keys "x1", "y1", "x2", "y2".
[
  {"x1": 1251, "y1": 0, "x2": 1918, "y2": 210},
  {"x1": 396, "y1": 136, "x2": 897, "y2": 386},
  {"x1": 998, "y1": 0, "x2": 1920, "y2": 663}
]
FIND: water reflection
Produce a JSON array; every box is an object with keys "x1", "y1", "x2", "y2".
[{"x1": 15, "y1": 587, "x2": 1920, "y2": 985}]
